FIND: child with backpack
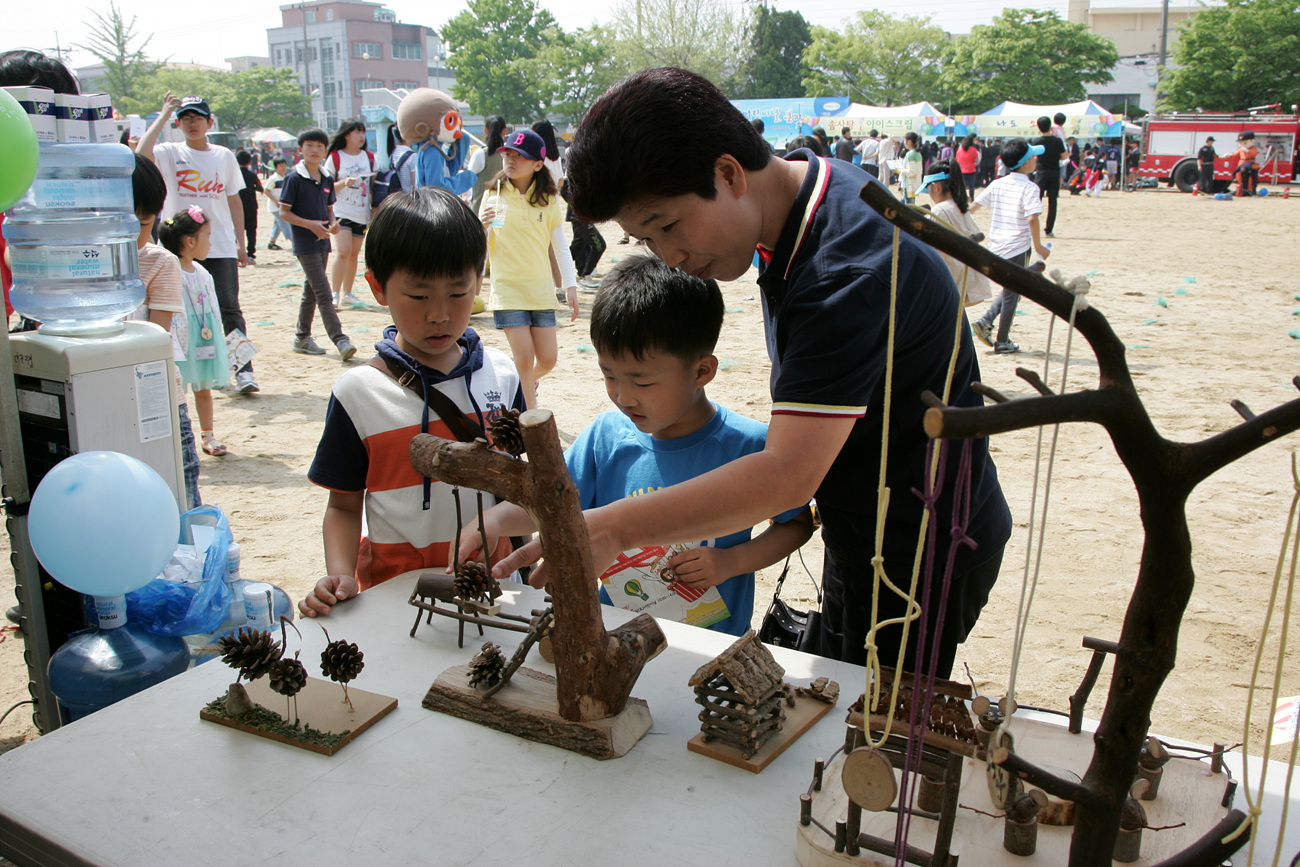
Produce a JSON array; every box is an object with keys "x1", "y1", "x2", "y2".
[{"x1": 324, "y1": 118, "x2": 374, "y2": 307}]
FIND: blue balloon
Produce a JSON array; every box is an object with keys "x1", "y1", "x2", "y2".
[{"x1": 28, "y1": 451, "x2": 180, "y2": 597}]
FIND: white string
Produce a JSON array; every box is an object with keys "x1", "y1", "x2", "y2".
[{"x1": 1006, "y1": 272, "x2": 1089, "y2": 702}]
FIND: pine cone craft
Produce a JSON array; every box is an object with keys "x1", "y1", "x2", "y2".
[
  {"x1": 468, "y1": 642, "x2": 506, "y2": 689},
  {"x1": 268, "y1": 657, "x2": 308, "y2": 697},
  {"x1": 217, "y1": 627, "x2": 283, "y2": 682},
  {"x1": 454, "y1": 561, "x2": 497, "y2": 602},
  {"x1": 320, "y1": 638, "x2": 365, "y2": 684},
  {"x1": 489, "y1": 409, "x2": 525, "y2": 456}
]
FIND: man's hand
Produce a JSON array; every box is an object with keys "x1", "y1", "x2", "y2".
[{"x1": 299, "y1": 574, "x2": 359, "y2": 617}]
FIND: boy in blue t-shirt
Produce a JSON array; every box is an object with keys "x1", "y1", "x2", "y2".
[{"x1": 470, "y1": 256, "x2": 813, "y2": 635}]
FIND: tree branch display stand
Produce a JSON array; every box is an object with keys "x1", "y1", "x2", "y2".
[
  {"x1": 791, "y1": 183, "x2": 1300, "y2": 866},
  {"x1": 411, "y1": 410, "x2": 667, "y2": 760}
]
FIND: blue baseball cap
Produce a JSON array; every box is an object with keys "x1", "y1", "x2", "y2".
[{"x1": 499, "y1": 129, "x2": 546, "y2": 161}]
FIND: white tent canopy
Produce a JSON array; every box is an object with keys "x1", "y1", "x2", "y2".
[{"x1": 249, "y1": 128, "x2": 297, "y2": 144}]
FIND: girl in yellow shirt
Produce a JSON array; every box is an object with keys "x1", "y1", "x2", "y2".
[{"x1": 478, "y1": 129, "x2": 579, "y2": 409}]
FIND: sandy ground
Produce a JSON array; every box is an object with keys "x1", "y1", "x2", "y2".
[{"x1": 2, "y1": 184, "x2": 1299, "y2": 767}]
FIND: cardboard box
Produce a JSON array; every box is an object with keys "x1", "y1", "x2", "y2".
[
  {"x1": 55, "y1": 93, "x2": 91, "y2": 143},
  {"x1": 87, "y1": 94, "x2": 117, "y2": 143},
  {"x1": 3, "y1": 85, "x2": 57, "y2": 142}
]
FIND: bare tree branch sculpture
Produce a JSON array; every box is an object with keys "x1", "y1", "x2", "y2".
[
  {"x1": 409, "y1": 409, "x2": 667, "y2": 722},
  {"x1": 859, "y1": 181, "x2": 1300, "y2": 866}
]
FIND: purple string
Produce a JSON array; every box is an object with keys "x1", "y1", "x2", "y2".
[{"x1": 893, "y1": 439, "x2": 978, "y2": 866}]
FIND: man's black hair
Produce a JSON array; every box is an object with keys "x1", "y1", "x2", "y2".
[
  {"x1": 751, "y1": 117, "x2": 765, "y2": 134},
  {"x1": 841, "y1": 126, "x2": 851, "y2": 136},
  {"x1": 236, "y1": 149, "x2": 251, "y2": 165},
  {"x1": 0, "y1": 49, "x2": 78, "y2": 93},
  {"x1": 273, "y1": 157, "x2": 287, "y2": 167},
  {"x1": 1000, "y1": 137, "x2": 1031, "y2": 170},
  {"x1": 131, "y1": 153, "x2": 167, "y2": 220},
  {"x1": 565, "y1": 68, "x2": 771, "y2": 223},
  {"x1": 869, "y1": 129, "x2": 879, "y2": 137},
  {"x1": 590, "y1": 256, "x2": 724, "y2": 365},
  {"x1": 1036, "y1": 115, "x2": 1052, "y2": 133},
  {"x1": 365, "y1": 187, "x2": 486, "y2": 287},
  {"x1": 298, "y1": 127, "x2": 329, "y2": 146}
]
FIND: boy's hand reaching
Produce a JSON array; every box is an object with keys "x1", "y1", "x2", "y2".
[
  {"x1": 299, "y1": 574, "x2": 359, "y2": 617},
  {"x1": 664, "y1": 547, "x2": 734, "y2": 590},
  {"x1": 451, "y1": 510, "x2": 502, "y2": 572},
  {"x1": 159, "y1": 91, "x2": 179, "y2": 117},
  {"x1": 309, "y1": 221, "x2": 332, "y2": 240}
]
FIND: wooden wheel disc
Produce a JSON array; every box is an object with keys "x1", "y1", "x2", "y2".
[{"x1": 842, "y1": 747, "x2": 897, "y2": 812}]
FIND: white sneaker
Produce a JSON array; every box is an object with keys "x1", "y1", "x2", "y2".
[
  {"x1": 341, "y1": 293, "x2": 363, "y2": 308},
  {"x1": 235, "y1": 371, "x2": 260, "y2": 393}
]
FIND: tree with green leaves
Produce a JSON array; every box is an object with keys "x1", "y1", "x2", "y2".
[
  {"x1": 607, "y1": 0, "x2": 749, "y2": 86},
  {"x1": 940, "y1": 9, "x2": 1118, "y2": 112},
  {"x1": 523, "y1": 25, "x2": 621, "y2": 121},
  {"x1": 129, "y1": 68, "x2": 310, "y2": 135},
  {"x1": 442, "y1": 0, "x2": 562, "y2": 122},
  {"x1": 732, "y1": 6, "x2": 811, "y2": 99},
  {"x1": 75, "y1": 3, "x2": 164, "y2": 110},
  {"x1": 1161, "y1": 0, "x2": 1300, "y2": 112},
  {"x1": 802, "y1": 11, "x2": 950, "y2": 107}
]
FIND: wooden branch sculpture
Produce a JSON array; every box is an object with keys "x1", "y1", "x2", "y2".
[
  {"x1": 409, "y1": 409, "x2": 667, "y2": 722},
  {"x1": 860, "y1": 181, "x2": 1300, "y2": 867}
]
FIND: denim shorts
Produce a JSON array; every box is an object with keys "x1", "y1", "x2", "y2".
[{"x1": 493, "y1": 309, "x2": 557, "y2": 329}]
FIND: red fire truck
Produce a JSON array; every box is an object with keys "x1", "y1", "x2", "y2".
[{"x1": 1138, "y1": 105, "x2": 1299, "y2": 193}]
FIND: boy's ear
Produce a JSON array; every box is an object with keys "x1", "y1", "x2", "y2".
[
  {"x1": 715, "y1": 155, "x2": 748, "y2": 200},
  {"x1": 365, "y1": 271, "x2": 387, "y2": 305},
  {"x1": 694, "y1": 354, "x2": 719, "y2": 388}
]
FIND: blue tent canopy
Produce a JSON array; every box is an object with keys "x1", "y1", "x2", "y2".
[{"x1": 730, "y1": 97, "x2": 851, "y2": 149}]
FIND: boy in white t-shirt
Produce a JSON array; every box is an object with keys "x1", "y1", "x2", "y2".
[
  {"x1": 139, "y1": 92, "x2": 258, "y2": 393},
  {"x1": 968, "y1": 137, "x2": 1053, "y2": 355},
  {"x1": 265, "y1": 158, "x2": 292, "y2": 250}
]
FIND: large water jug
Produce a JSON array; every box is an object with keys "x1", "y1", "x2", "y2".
[
  {"x1": 3, "y1": 142, "x2": 145, "y2": 335},
  {"x1": 47, "y1": 595, "x2": 190, "y2": 722}
]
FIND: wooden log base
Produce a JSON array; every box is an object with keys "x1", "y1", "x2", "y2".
[
  {"x1": 795, "y1": 713, "x2": 1235, "y2": 866},
  {"x1": 423, "y1": 664, "x2": 652, "y2": 760},
  {"x1": 689, "y1": 690, "x2": 837, "y2": 774},
  {"x1": 200, "y1": 676, "x2": 398, "y2": 756}
]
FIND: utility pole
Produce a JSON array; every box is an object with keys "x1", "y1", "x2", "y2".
[
  {"x1": 1156, "y1": 0, "x2": 1170, "y2": 101},
  {"x1": 300, "y1": 2, "x2": 313, "y2": 121}
]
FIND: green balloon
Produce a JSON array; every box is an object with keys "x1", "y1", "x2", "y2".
[{"x1": 0, "y1": 88, "x2": 40, "y2": 212}]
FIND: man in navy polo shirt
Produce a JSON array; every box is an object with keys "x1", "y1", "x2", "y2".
[{"x1": 499, "y1": 67, "x2": 1011, "y2": 677}]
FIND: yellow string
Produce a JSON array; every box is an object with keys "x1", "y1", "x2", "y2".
[
  {"x1": 864, "y1": 215, "x2": 973, "y2": 747},
  {"x1": 1224, "y1": 452, "x2": 1299, "y2": 863}
]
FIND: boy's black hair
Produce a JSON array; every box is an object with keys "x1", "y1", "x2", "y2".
[
  {"x1": 0, "y1": 49, "x2": 78, "y2": 93},
  {"x1": 365, "y1": 187, "x2": 486, "y2": 287},
  {"x1": 131, "y1": 153, "x2": 167, "y2": 220},
  {"x1": 236, "y1": 149, "x2": 251, "y2": 165},
  {"x1": 273, "y1": 157, "x2": 287, "y2": 168},
  {"x1": 158, "y1": 206, "x2": 207, "y2": 256},
  {"x1": 298, "y1": 127, "x2": 329, "y2": 147},
  {"x1": 1036, "y1": 115, "x2": 1051, "y2": 133},
  {"x1": 590, "y1": 256, "x2": 724, "y2": 365},
  {"x1": 1000, "y1": 137, "x2": 1031, "y2": 170},
  {"x1": 751, "y1": 117, "x2": 765, "y2": 134},
  {"x1": 786, "y1": 135, "x2": 825, "y2": 157},
  {"x1": 1053, "y1": 112, "x2": 1067, "y2": 125},
  {"x1": 565, "y1": 67, "x2": 771, "y2": 223}
]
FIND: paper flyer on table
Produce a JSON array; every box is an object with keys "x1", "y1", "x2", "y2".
[{"x1": 599, "y1": 542, "x2": 729, "y2": 629}]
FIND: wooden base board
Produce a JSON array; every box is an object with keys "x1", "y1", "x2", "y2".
[
  {"x1": 688, "y1": 693, "x2": 838, "y2": 773},
  {"x1": 200, "y1": 677, "x2": 398, "y2": 756},
  {"x1": 423, "y1": 665, "x2": 652, "y2": 760},
  {"x1": 794, "y1": 714, "x2": 1234, "y2": 866}
]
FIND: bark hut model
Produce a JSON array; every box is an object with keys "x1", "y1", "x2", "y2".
[
  {"x1": 850, "y1": 180, "x2": 1300, "y2": 866},
  {"x1": 411, "y1": 409, "x2": 667, "y2": 759}
]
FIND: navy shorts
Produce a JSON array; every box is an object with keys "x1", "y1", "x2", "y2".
[{"x1": 493, "y1": 309, "x2": 557, "y2": 329}]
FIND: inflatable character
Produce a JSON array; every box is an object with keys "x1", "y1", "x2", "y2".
[{"x1": 396, "y1": 88, "x2": 476, "y2": 195}]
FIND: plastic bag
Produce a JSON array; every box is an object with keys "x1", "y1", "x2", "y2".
[{"x1": 126, "y1": 505, "x2": 235, "y2": 637}]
